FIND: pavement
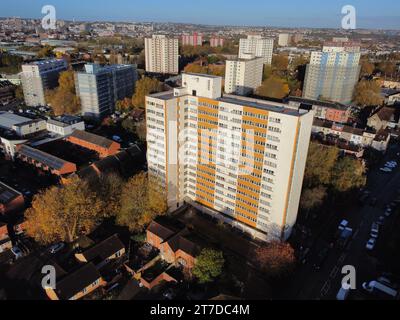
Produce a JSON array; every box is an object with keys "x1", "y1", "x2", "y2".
[{"x1": 286, "y1": 143, "x2": 400, "y2": 300}]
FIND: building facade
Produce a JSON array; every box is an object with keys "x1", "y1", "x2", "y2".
[
  {"x1": 182, "y1": 33, "x2": 202, "y2": 46},
  {"x1": 146, "y1": 73, "x2": 313, "y2": 242},
  {"x1": 225, "y1": 55, "x2": 264, "y2": 96},
  {"x1": 76, "y1": 63, "x2": 137, "y2": 119},
  {"x1": 302, "y1": 43, "x2": 361, "y2": 104},
  {"x1": 278, "y1": 33, "x2": 291, "y2": 47},
  {"x1": 21, "y1": 59, "x2": 68, "y2": 107},
  {"x1": 145, "y1": 35, "x2": 179, "y2": 74},
  {"x1": 210, "y1": 37, "x2": 225, "y2": 47},
  {"x1": 239, "y1": 35, "x2": 274, "y2": 65}
]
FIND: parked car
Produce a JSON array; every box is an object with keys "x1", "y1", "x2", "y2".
[
  {"x1": 366, "y1": 238, "x2": 376, "y2": 251},
  {"x1": 112, "y1": 135, "x2": 123, "y2": 143},
  {"x1": 338, "y1": 220, "x2": 349, "y2": 231},
  {"x1": 336, "y1": 286, "x2": 351, "y2": 301},
  {"x1": 380, "y1": 167, "x2": 392, "y2": 173},
  {"x1": 11, "y1": 246, "x2": 23, "y2": 259},
  {"x1": 385, "y1": 208, "x2": 392, "y2": 217},
  {"x1": 48, "y1": 242, "x2": 65, "y2": 254},
  {"x1": 377, "y1": 216, "x2": 385, "y2": 226},
  {"x1": 370, "y1": 223, "x2": 379, "y2": 239},
  {"x1": 362, "y1": 281, "x2": 398, "y2": 298}
]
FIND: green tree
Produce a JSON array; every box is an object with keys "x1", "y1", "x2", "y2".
[
  {"x1": 332, "y1": 157, "x2": 367, "y2": 193},
  {"x1": 353, "y1": 80, "x2": 383, "y2": 107},
  {"x1": 256, "y1": 76, "x2": 290, "y2": 99},
  {"x1": 304, "y1": 142, "x2": 339, "y2": 187},
  {"x1": 46, "y1": 70, "x2": 81, "y2": 115},
  {"x1": 132, "y1": 77, "x2": 163, "y2": 108},
  {"x1": 300, "y1": 186, "x2": 327, "y2": 211},
  {"x1": 192, "y1": 249, "x2": 225, "y2": 284},
  {"x1": 25, "y1": 176, "x2": 103, "y2": 244},
  {"x1": 116, "y1": 172, "x2": 167, "y2": 232}
]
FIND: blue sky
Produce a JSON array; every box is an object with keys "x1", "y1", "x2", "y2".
[{"x1": 2, "y1": 0, "x2": 400, "y2": 29}]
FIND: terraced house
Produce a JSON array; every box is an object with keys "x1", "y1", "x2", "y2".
[{"x1": 145, "y1": 73, "x2": 313, "y2": 242}]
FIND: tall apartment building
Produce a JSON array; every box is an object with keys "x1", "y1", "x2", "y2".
[
  {"x1": 210, "y1": 37, "x2": 225, "y2": 47},
  {"x1": 146, "y1": 73, "x2": 313, "y2": 242},
  {"x1": 239, "y1": 35, "x2": 274, "y2": 65},
  {"x1": 278, "y1": 33, "x2": 291, "y2": 47},
  {"x1": 302, "y1": 42, "x2": 361, "y2": 104},
  {"x1": 182, "y1": 33, "x2": 202, "y2": 46},
  {"x1": 76, "y1": 63, "x2": 137, "y2": 119},
  {"x1": 145, "y1": 35, "x2": 179, "y2": 74},
  {"x1": 225, "y1": 54, "x2": 264, "y2": 96},
  {"x1": 21, "y1": 59, "x2": 68, "y2": 107}
]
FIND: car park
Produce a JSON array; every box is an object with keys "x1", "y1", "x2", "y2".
[{"x1": 366, "y1": 238, "x2": 376, "y2": 251}]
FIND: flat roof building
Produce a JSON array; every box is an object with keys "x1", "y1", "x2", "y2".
[
  {"x1": 20, "y1": 59, "x2": 68, "y2": 107},
  {"x1": 76, "y1": 63, "x2": 138, "y2": 119},
  {"x1": 146, "y1": 73, "x2": 313, "y2": 242},
  {"x1": 0, "y1": 111, "x2": 47, "y2": 137}
]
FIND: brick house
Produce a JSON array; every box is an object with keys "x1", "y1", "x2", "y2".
[
  {"x1": 146, "y1": 220, "x2": 201, "y2": 269},
  {"x1": 45, "y1": 263, "x2": 106, "y2": 300},
  {"x1": 0, "y1": 181, "x2": 25, "y2": 215},
  {"x1": 67, "y1": 130, "x2": 120, "y2": 158}
]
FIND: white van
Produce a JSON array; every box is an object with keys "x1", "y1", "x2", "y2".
[{"x1": 362, "y1": 281, "x2": 398, "y2": 298}]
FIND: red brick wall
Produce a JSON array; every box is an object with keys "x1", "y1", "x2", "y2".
[
  {"x1": 67, "y1": 136, "x2": 120, "y2": 158},
  {"x1": 147, "y1": 231, "x2": 163, "y2": 249},
  {"x1": 325, "y1": 109, "x2": 349, "y2": 123}
]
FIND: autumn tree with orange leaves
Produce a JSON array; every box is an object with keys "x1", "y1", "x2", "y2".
[
  {"x1": 25, "y1": 176, "x2": 103, "y2": 244},
  {"x1": 255, "y1": 241, "x2": 296, "y2": 278}
]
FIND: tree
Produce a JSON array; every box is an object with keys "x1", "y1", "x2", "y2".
[
  {"x1": 116, "y1": 97, "x2": 133, "y2": 113},
  {"x1": 135, "y1": 120, "x2": 147, "y2": 142},
  {"x1": 25, "y1": 176, "x2": 103, "y2": 244},
  {"x1": 256, "y1": 76, "x2": 290, "y2": 99},
  {"x1": 360, "y1": 59, "x2": 375, "y2": 76},
  {"x1": 332, "y1": 157, "x2": 366, "y2": 193},
  {"x1": 14, "y1": 85, "x2": 24, "y2": 100},
  {"x1": 116, "y1": 172, "x2": 167, "y2": 232},
  {"x1": 95, "y1": 173, "x2": 124, "y2": 217},
  {"x1": 46, "y1": 70, "x2": 81, "y2": 115},
  {"x1": 132, "y1": 77, "x2": 163, "y2": 108},
  {"x1": 300, "y1": 186, "x2": 327, "y2": 211},
  {"x1": 353, "y1": 80, "x2": 383, "y2": 107},
  {"x1": 192, "y1": 249, "x2": 224, "y2": 284},
  {"x1": 37, "y1": 45, "x2": 54, "y2": 58},
  {"x1": 304, "y1": 142, "x2": 339, "y2": 187},
  {"x1": 272, "y1": 54, "x2": 289, "y2": 74},
  {"x1": 255, "y1": 242, "x2": 296, "y2": 278}
]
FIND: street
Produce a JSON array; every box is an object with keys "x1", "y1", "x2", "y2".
[{"x1": 287, "y1": 143, "x2": 400, "y2": 300}]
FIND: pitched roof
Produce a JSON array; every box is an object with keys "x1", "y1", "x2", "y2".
[
  {"x1": 374, "y1": 106, "x2": 395, "y2": 122},
  {"x1": 147, "y1": 221, "x2": 177, "y2": 241},
  {"x1": 54, "y1": 263, "x2": 101, "y2": 300},
  {"x1": 80, "y1": 234, "x2": 125, "y2": 264},
  {"x1": 18, "y1": 145, "x2": 74, "y2": 171},
  {"x1": 69, "y1": 130, "x2": 115, "y2": 149},
  {"x1": 167, "y1": 234, "x2": 200, "y2": 257},
  {"x1": 0, "y1": 181, "x2": 22, "y2": 205}
]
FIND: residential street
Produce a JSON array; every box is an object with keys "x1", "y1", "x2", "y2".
[{"x1": 286, "y1": 144, "x2": 400, "y2": 300}]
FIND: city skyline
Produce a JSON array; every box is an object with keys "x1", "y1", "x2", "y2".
[{"x1": 1, "y1": 0, "x2": 400, "y2": 30}]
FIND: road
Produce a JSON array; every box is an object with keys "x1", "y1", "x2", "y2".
[{"x1": 287, "y1": 144, "x2": 400, "y2": 300}]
